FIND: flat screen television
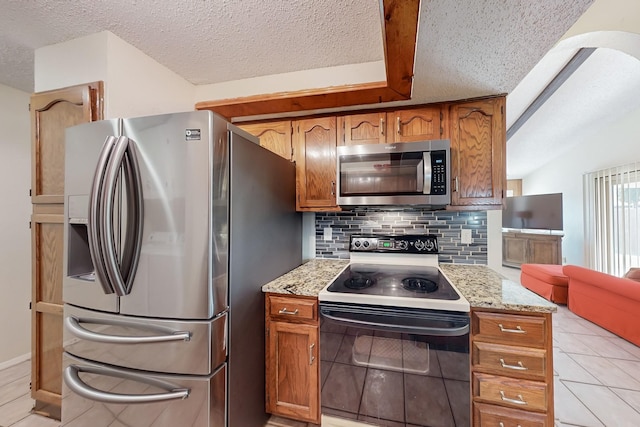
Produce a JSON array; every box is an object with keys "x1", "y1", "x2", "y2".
[{"x1": 502, "y1": 193, "x2": 563, "y2": 231}]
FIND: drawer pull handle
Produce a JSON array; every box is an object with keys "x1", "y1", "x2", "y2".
[
  {"x1": 500, "y1": 390, "x2": 527, "y2": 405},
  {"x1": 498, "y1": 324, "x2": 526, "y2": 334},
  {"x1": 499, "y1": 423, "x2": 522, "y2": 427},
  {"x1": 278, "y1": 308, "x2": 299, "y2": 315},
  {"x1": 499, "y1": 358, "x2": 528, "y2": 371},
  {"x1": 309, "y1": 343, "x2": 315, "y2": 365}
]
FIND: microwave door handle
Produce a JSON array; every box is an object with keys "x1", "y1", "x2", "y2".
[
  {"x1": 423, "y1": 152, "x2": 432, "y2": 194},
  {"x1": 88, "y1": 136, "x2": 118, "y2": 295}
]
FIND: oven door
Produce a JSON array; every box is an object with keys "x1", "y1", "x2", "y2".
[
  {"x1": 319, "y1": 302, "x2": 470, "y2": 427},
  {"x1": 336, "y1": 139, "x2": 450, "y2": 207}
]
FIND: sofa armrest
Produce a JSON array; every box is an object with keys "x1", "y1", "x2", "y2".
[{"x1": 563, "y1": 265, "x2": 640, "y2": 302}]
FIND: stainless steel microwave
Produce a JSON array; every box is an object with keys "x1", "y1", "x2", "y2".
[{"x1": 336, "y1": 139, "x2": 451, "y2": 207}]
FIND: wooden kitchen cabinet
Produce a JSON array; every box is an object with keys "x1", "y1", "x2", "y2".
[
  {"x1": 502, "y1": 231, "x2": 563, "y2": 268},
  {"x1": 293, "y1": 117, "x2": 339, "y2": 211},
  {"x1": 338, "y1": 112, "x2": 386, "y2": 145},
  {"x1": 471, "y1": 308, "x2": 554, "y2": 426},
  {"x1": 265, "y1": 294, "x2": 320, "y2": 424},
  {"x1": 237, "y1": 120, "x2": 293, "y2": 160},
  {"x1": 386, "y1": 106, "x2": 445, "y2": 143},
  {"x1": 449, "y1": 97, "x2": 505, "y2": 209},
  {"x1": 30, "y1": 82, "x2": 103, "y2": 418}
]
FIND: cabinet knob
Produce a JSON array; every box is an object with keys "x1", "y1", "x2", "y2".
[
  {"x1": 499, "y1": 358, "x2": 528, "y2": 371},
  {"x1": 498, "y1": 324, "x2": 526, "y2": 334},
  {"x1": 309, "y1": 343, "x2": 315, "y2": 365},
  {"x1": 500, "y1": 390, "x2": 527, "y2": 405}
]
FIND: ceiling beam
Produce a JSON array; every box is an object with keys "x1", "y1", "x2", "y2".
[
  {"x1": 195, "y1": 0, "x2": 420, "y2": 120},
  {"x1": 507, "y1": 47, "x2": 596, "y2": 140}
]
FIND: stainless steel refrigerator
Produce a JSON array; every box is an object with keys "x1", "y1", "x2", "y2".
[{"x1": 61, "y1": 111, "x2": 301, "y2": 426}]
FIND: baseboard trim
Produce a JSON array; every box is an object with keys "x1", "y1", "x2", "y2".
[{"x1": 0, "y1": 352, "x2": 30, "y2": 371}]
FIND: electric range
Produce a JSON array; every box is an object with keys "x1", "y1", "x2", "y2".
[{"x1": 318, "y1": 234, "x2": 470, "y2": 313}]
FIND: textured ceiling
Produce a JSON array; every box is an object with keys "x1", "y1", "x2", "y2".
[
  {"x1": 0, "y1": 0, "x2": 383, "y2": 91},
  {"x1": 1, "y1": 0, "x2": 605, "y2": 179}
]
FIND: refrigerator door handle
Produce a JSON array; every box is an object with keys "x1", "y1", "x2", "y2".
[
  {"x1": 120, "y1": 141, "x2": 144, "y2": 294},
  {"x1": 64, "y1": 365, "x2": 190, "y2": 404},
  {"x1": 88, "y1": 136, "x2": 118, "y2": 295},
  {"x1": 65, "y1": 316, "x2": 192, "y2": 343},
  {"x1": 101, "y1": 136, "x2": 132, "y2": 296}
]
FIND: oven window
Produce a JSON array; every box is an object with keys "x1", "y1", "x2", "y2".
[
  {"x1": 339, "y1": 152, "x2": 424, "y2": 196},
  {"x1": 320, "y1": 317, "x2": 470, "y2": 426}
]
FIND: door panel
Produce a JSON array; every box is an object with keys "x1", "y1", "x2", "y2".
[
  {"x1": 62, "y1": 354, "x2": 226, "y2": 427},
  {"x1": 119, "y1": 111, "x2": 228, "y2": 319},
  {"x1": 64, "y1": 305, "x2": 227, "y2": 375},
  {"x1": 31, "y1": 82, "x2": 103, "y2": 204},
  {"x1": 63, "y1": 120, "x2": 121, "y2": 313}
]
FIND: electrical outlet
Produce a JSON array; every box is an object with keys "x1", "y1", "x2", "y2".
[
  {"x1": 461, "y1": 229, "x2": 472, "y2": 244},
  {"x1": 323, "y1": 227, "x2": 332, "y2": 241}
]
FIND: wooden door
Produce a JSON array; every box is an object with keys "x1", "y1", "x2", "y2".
[
  {"x1": 31, "y1": 82, "x2": 103, "y2": 204},
  {"x1": 338, "y1": 112, "x2": 386, "y2": 145},
  {"x1": 31, "y1": 208, "x2": 64, "y2": 413},
  {"x1": 238, "y1": 120, "x2": 293, "y2": 160},
  {"x1": 293, "y1": 117, "x2": 338, "y2": 210},
  {"x1": 387, "y1": 106, "x2": 443, "y2": 143},
  {"x1": 450, "y1": 97, "x2": 505, "y2": 208},
  {"x1": 266, "y1": 321, "x2": 319, "y2": 423},
  {"x1": 30, "y1": 82, "x2": 103, "y2": 417}
]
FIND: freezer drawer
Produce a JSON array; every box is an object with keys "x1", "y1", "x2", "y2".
[
  {"x1": 62, "y1": 353, "x2": 226, "y2": 427},
  {"x1": 64, "y1": 305, "x2": 227, "y2": 375}
]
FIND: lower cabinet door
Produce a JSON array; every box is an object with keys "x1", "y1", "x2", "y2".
[
  {"x1": 474, "y1": 402, "x2": 547, "y2": 427},
  {"x1": 61, "y1": 353, "x2": 226, "y2": 427},
  {"x1": 266, "y1": 320, "x2": 319, "y2": 423}
]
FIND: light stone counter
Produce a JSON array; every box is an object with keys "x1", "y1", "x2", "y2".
[
  {"x1": 261, "y1": 259, "x2": 348, "y2": 297},
  {"x1": 439, "y1": 264, "x2": 557, "y2": 313},
  {"x1": 262, "y1": 259, "x2": 556, "y2": 313}
]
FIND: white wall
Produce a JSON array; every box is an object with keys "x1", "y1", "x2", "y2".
[
  {"x1": 0, "y1": 84, "x2": 32, "y2": 364},
  {"x1": 524, "y1": 105, "x2": 640, "y2": 266},
  {"x1": 35, "y1": 31, "x2": 194, "y2": 118}
]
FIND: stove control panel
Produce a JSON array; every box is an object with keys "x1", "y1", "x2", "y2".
[{"x1": 350, "y1": 235, "x2": 439, "y2": 254}]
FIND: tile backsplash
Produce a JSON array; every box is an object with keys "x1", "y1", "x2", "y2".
[{"x1": 315, "y1": 209, "x2": 487, "y2": 264}]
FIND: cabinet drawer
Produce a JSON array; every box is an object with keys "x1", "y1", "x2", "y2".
[
  {"x1": 268, "y1": 295, "x2": 317, "y2": 322},
  {"x1": 474, "y1": 402, "x2": 547, "y2": 427},
  {"x1": 472, "y1": 341, "x2": 547, "y2": 380},
  {"x1": 473, "y1": 372, "x2": 548, "y2": 412},
  {"x1": 473, "y1": 311, "x2": 547, "y2": 348}
]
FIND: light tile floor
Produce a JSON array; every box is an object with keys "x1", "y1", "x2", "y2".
[{"x1": 1, "y1": 266, "x2": 639, "y2": 427}]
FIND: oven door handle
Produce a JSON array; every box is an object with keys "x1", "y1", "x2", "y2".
[{"x1": 319, "y1": 306, "x2": 469, "y2": 337}]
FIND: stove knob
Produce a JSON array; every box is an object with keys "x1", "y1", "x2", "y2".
[
  {"x1": 362, "y1": 240, "x2": 370, "y2": 249},
  {"x1": 414, "y1": 240, "x2": 425, "y2": 251},
  {"x1": 353, "y1": 240, "x2": 362, "y2": 249},
  {"x1": 424, "y1": 240, "x2": 435, "y2": 251},
  {"x1": 399, "y1": 240, "x2": 408, "y2": 250}
]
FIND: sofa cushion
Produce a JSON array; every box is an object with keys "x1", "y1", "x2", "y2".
[
  {"x1": 624, "y1": 268, "x2": 640, "y2": 282},
  {"x1": 521, "y1": 264, "x2": 568, "y2": 286}
]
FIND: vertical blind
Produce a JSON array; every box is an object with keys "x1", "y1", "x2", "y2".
[{"x1": 584, "y1": 161, "x2": 640, "y2": 276}]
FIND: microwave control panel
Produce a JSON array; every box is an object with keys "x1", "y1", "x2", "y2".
[{"x1": 431, "y1": 150, "x2": 447, "y2": 195}]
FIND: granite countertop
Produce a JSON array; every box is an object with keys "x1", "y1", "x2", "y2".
[{"x1": 262, "y1": 259, "x2": 556, "y2": 313}]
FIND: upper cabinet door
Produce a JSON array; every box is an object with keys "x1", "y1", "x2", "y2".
[
  {"x1": 449, "y1": 97, "x2": 506, "y2": 208},
  {"x1": 31, "y1": 82, "x2": 103, "y2": 204},
  {"x1": 338, "y1": 113, "x2": 386, "y2": 145},
  {"x1": 387, "y1": 106, "x2": 443, "y2": 143},
  {"x1": 238, "y1": 120, "x2": 293, "y2": 160},
  {"x1": 294, "y1": 117, "x2": 338, "y2": 211}
]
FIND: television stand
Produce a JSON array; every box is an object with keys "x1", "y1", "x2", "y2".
[{"x1": 502, "y1": 230, "x2": 563, "y2": 268}]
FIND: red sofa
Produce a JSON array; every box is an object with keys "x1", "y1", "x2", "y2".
[
  {"x1": 520, "y1": 264, "x2": 568, "y2": 304},
  {"x1": 563, "y1": 265, "x2": 640, "y2": 346}
]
